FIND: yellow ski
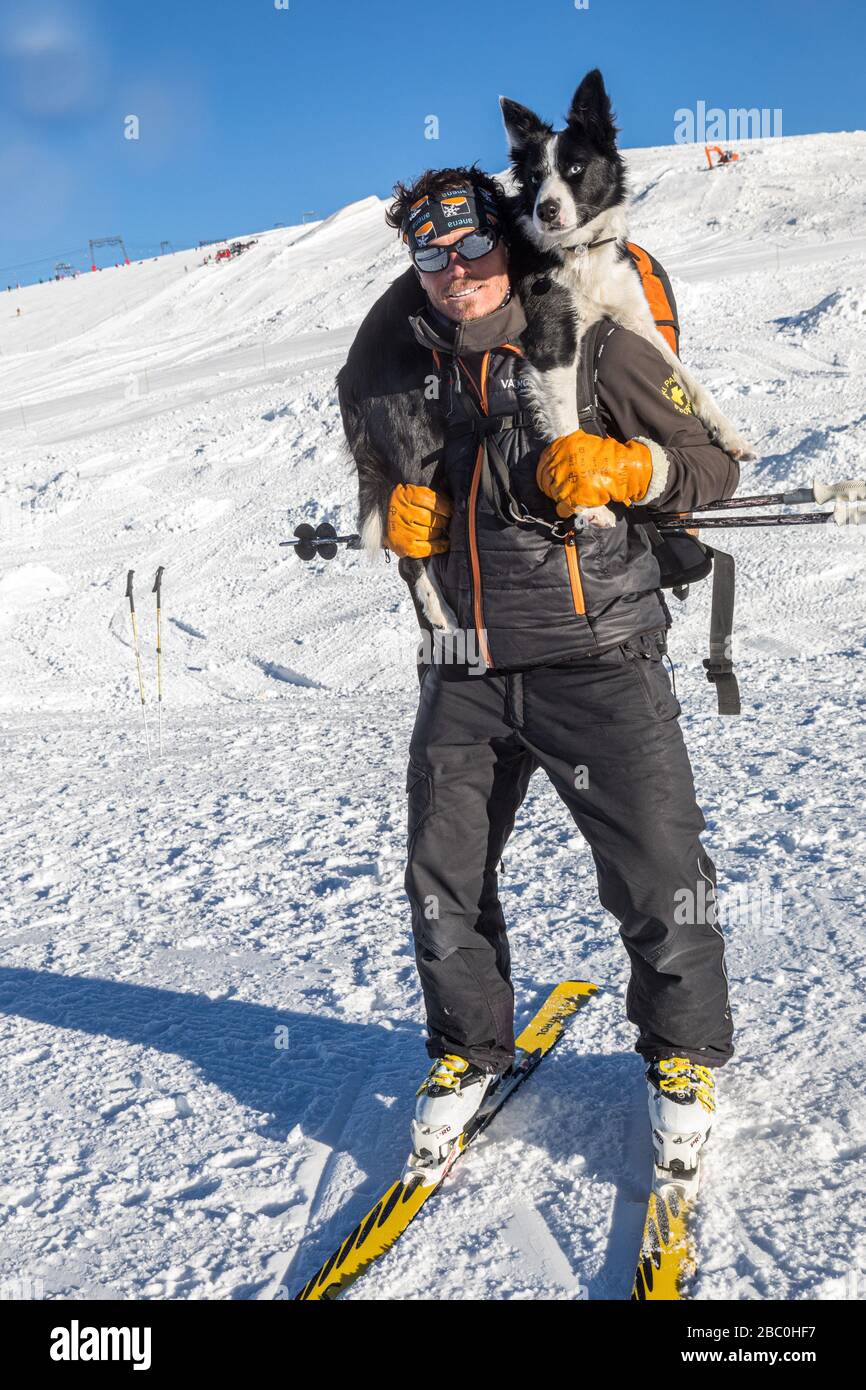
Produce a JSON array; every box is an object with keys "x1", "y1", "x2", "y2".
[
  {"x1": 294, "y1": 980, "x2": 599, "y2": 1301},
  {"x1": 630, "y1": 1179, "x2": 698, "y2": 1300}
]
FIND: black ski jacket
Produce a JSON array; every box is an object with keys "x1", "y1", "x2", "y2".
[
  {"x1": 406, "y1": 294, "x2": 739, "y2": 667},
  {"x1": 337, "y1": 269, "x2": 739, "y2": 668}
]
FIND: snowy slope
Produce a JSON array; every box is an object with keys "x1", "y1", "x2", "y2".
[{"x1": 0, "y1": 131, "x2": 864, "y2": 1301}]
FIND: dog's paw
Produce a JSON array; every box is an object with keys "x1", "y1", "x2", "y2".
[
  {"x1": 715, "y1": 426, "x2": 757, "y2": 462},
  {"x1": 581, "y1": 504, "x2": 618, "y2": 529},
  {"x1": 728, "y1": 441, "x2": 757, "y2": 462}
]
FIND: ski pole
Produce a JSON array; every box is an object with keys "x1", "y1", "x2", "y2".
[
  {"x1": 654, "y1": 501, "x2": 866, "y2": 531},
  {"x1": 665, "y1": 477, "x2": 866, "y2": 515},
  {"x1": 152, "y1": 566, "x2": 164, "y2": 757},
  {"x1": 284, "y1": 493, "x2": 866, "y2": 555},
  {"x1": 125, "y1": 570, "x2": 152, "y2": 763}
]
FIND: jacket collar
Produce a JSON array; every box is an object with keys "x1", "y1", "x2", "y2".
[{"x1": 408, "y1": 291, "x2": 527, "y2": 356}]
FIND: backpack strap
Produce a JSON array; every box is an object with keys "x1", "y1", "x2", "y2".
[
  {"x1": 702, "y1": 546, "x2": 741, "y2": 715},
  {"x1": 453, "y1": 351, "x2": 566, "y2": 535},
  {"x1": 625, "y1": 242, "x2": 681, "y2": 356},
  {"x1": 575, "y1": 319, "x2": 616, "y2": 437},
  {"x1": 458, "y1": 386, "x2": 530, "y2": 526}
]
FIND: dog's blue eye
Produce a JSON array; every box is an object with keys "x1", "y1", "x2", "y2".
[{"x1": 569, "y1": 163, "x2": 584, "y2": 176}]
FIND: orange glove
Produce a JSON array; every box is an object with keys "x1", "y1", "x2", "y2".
[
  {"x1": 386, "y1": 483, "x2": 453, "y2": 558},
  {"x1": 536, "y1": 431, "x2": 653, "y2": 515}
]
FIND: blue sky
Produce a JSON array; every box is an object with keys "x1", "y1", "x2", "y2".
[{"x1": 1, "y1": 0, "x2": 863, "y2": 284}]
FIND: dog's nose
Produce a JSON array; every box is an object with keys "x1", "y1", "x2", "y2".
[{"x1": 536, "y1": 199, "x2": 560, "y2": 225}]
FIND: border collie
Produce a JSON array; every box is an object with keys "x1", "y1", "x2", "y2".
[{"x1": 500, "y1": 69, "x2": 754, "y2": 471}]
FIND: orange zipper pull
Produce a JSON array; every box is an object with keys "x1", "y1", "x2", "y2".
[{"x1": 562, "y1": 528, "x2": 586, "y2": 615}]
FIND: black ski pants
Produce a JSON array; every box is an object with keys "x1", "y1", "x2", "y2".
[{"x1": 405, "y1": 630, "x2": 733, "y2": 1073}]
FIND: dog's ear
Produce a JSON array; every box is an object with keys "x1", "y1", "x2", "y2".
[
  {"x1": 567, "y1": 69, "x2": 618, "y2": 151},
  {"x1": 500, "y1": 97, "x2": 546, "y2": 155}
]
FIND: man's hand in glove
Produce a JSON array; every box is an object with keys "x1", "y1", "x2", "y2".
[
  {"x1": 386, "y1": 483, "x2": 453, "y2": 558},
  {"x1": 536, "y1": 431, "x2": 654, "y2": 514}
]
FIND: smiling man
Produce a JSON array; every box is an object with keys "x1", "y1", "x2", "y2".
[
  {"x1": 338, "y1": 166, "x2": 738, "y2": 1188},
  {"x1": 404, "y1": 183, "x2": 511, "y2": 321}
]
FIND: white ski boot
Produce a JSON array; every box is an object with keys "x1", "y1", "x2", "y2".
[
  {"x1": 404, "y1": 1054, "x2": 494, "y2": 1186},
  {"x1": 646, "y1": 1056, "x2": 715, "y2": 1193}
]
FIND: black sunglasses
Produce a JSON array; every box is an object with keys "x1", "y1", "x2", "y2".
[{"x1": 412, "y1": 227, "x2": 499, "y2": 273}]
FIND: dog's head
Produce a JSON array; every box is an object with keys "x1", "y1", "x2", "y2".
[{"x1": 500, "y1": 69, "x2": 626, "y2": 248}]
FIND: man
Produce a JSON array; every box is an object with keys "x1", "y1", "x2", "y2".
[{"x1": 338, "y1": 167, "x2": 735, "y2": 1184}]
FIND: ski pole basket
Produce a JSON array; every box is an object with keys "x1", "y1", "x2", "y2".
[{"x1": 281, "y1": 522, "x2": 363, "y2": 562}]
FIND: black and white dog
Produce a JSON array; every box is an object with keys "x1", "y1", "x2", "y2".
[{"x1": 500, "y1": 69, "x2": 753, "y2": 465}]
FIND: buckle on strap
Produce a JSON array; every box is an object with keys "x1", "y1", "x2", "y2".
[
  {"x1": 474, "y1": 414, "x2": 514, "y2": 438},
  {"x1": 445, "y1": 411, "x2": 527, "y2": 443},
  {"x1": 702, "y1": 656, "x2": 734, "y2": 683},
  {"x1": 702, "y1": 656, "x2": 741, "y2": 716},
  {"x1": 472, "y1": 411, "x2": 529, "y2": 437}
]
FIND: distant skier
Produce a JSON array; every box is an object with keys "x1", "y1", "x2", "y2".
[{"x1": 338, "y1": 169, "x2": 736, "y2": 1185}]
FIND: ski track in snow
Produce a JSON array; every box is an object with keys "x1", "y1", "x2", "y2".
[{"x1": 0, "y1": 132, "x2": 864, "y2": 1301}]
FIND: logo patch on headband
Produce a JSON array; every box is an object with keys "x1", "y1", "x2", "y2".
[
  {"x1": 401, "y1": 183, "x2": 499, "y2": 254},
  {"x1": 414, "y1": 221, "x2": 436, "y2": 246}
]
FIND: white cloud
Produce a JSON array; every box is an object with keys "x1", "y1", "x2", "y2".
[{"x1": 1, "y1": 3, "x2": 109, "y2": 120}]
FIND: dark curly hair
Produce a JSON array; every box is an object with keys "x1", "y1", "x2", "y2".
[{"x1": 385, "y1": 163, "x2": 507, "y2": 234}]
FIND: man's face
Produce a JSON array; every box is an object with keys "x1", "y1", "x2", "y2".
[{"x1": 417, "y1": 225, "x2": 510, "y2": 322}]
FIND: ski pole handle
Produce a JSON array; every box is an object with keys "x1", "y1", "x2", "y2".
[
  {"x1": 125, "y1": 569, "x2": 135, "y2": 610},
  {"x1": 152, "y1": 565, "x2": 164, "y2": 595},
  {"x1": 813, "y1": 478, "x2": 866, "y2": 504}
]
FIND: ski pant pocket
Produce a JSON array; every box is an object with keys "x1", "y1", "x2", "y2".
[
  {"x1": 406, "y1": 759, "x2": 434, "y2": 852},
  {"x1": 620, "y1": 632, "x2": 681, "y2": 721},
  {"x1": 413, "y1": 918, "x2": 461, "y2": 963}
]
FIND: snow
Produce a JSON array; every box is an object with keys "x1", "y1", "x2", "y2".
[{"x1": 0, "y1": 130, "x2": 864, "y2": 1301}]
